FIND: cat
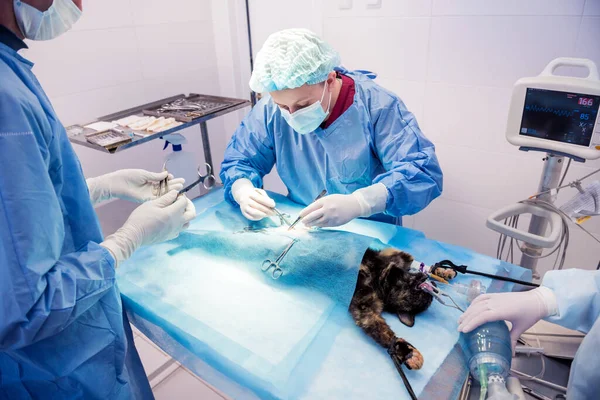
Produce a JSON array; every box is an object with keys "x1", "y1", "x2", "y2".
[{"x1": 349, "y1": 247, "x2": 456, "y2": 370}]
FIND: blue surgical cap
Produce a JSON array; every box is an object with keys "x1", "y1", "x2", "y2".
[{"x1": 249, "y1": 29, "x2": 341, "y2": 93}]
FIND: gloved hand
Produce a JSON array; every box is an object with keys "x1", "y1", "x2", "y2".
[
  {"x1": 101, "y1": 191, "x2": 196, "y2": 266},
  {"x1": 300, "y1": 194, "x2": 362, "y2": 227},
  {"x1": 87, "y1": 169, "x2": 185, "y2": 205},
  {"x1": 231, "y1": 178, "x2": 276, "y2": 221},
  {"x1": 300, "y1": 183, "x2": 388, "y2": 228},
  {"x1": 457, "y1": 287, "x2": 558, "y2": 351}
]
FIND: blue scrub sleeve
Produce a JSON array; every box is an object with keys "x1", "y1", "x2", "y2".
[
  {"x1": 220, "y1": 99, "x2": 277, "y2": 205},
  {"x1": 371, "y1": 98, "x2": 443, "y2": 216},
  {"x1": 0, "y1": 93, "x2": 117, "y2": 350},
  {"x1": 542, "y1": 269, "x2": 600, "y2": 333}
]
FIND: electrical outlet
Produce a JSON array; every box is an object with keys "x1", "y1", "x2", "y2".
[
  {"x1": 339, "y1": 0, "x2": 352, "y2": 10},
  {"x1": 366, "y1": 0, "x2": 382, "y2": 9}
]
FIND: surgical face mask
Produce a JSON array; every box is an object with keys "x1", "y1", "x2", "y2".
[
  {"x1": 14, "y1": 0, "x2": 82, "y2": 41},
  {"x1": 280, "y1": 82, "x2": 332, "y2": 135}
]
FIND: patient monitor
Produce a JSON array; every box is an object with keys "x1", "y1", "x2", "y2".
[
  {"x1": 506, "y1": 57, "x2": 600, "y2": 161},
  {"x1": 488, "y1": 58, "x2": 600, "y2": 277}
]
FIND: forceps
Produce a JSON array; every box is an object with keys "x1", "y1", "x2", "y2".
[
  {"x1": 261, "y1": 239, "x2": 298, "y2": 279},
  {"x1": 288, "y1": 189, "x2": 327, "y2": 231},
  {"x1": 178, "y1": 163, "x2": 216, "y2": 195},
  {"x1": 272, "y1": 208, "x2": 291, "y2": 226},
  {"x1": 155, "y1": 163, "x2": 170, "y2": 197},
  {"x1": 419, "y1": 281, "x2": 464, "y2": 312}
]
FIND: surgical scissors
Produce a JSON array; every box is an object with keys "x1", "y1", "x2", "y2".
[
  {"x1": 156, "y1": 162, "x2": 216, "y2": 198},
  {"x1": 261, "y1": 239, "x2": 298, "y2": 279},
  {"x1": 178, "y1": 163, "x2": 216, "y2": 195}
]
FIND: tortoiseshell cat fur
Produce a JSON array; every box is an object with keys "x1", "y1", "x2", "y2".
[{"x1": 349, "y1": 247, "x2": 456, "y2": 370}]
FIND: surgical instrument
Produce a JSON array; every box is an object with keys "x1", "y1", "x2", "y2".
[
  {"x1": 262, "y1": 239, "x2": 298, "y2": 279},
  {"x1": 234, "y1": 227, "x2": 269, "y2": 234},
  {"x1": 419, "y1": 281, "x2": 464, "y2": 312},
  {"x1": 272, "y1": 208, "x2": 291, "y2": 226},
  {"x1": 520, "y1": 385, "x2": 553, "y2": 400},
  {"x1": 432, "y1": 259, "x2": 540, "y2": 287},
  {"x1": 85, "y1": 129, "x2": 132, "y2": 150},
  {"x1": 154, "y1": 162, "x2": 170, "y2": 197},
  {"x1": 178, "y1": 163, "x2": 216, "y2": 195},
  {"x1": 288, "y1": 190, "x2": 327, "y2": 231}
]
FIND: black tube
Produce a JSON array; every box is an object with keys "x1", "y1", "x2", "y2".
[
  {"x1": 434, "y1": 260, "x2": 540, "y2": 288},
  {"x1": 397, "y1": 361, "x2": 418, "y2": 400},
  {"x1": 464, "y1": 270, "x2": 540, "y2": 287},
  {"x1": 389, "y1": 354, "x2": 418, "y2": 400}
]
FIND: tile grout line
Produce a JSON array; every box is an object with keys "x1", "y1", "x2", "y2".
[
  {"x1": 148, "y1": 358, "x2": 179, "y2": 384},
  {"x1": 179, "y1": 366, "x2": 229, "y2": 399}
]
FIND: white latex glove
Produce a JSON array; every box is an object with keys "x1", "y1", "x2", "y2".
[
  {"x1": 457, "y1": 287, "x2": 558, "y2": 351},
  {"x1": 300, "y1": 183, "x2": 388, "y2": 228},
  {"x1": 87, "y1": 169, "x2": 185, "y2": 205},
  {"x1": 231, "y1": 178, "x2": 275, "y2": 221},
  {"x1": 299, "y1": 194, "x2": 361, "y2": 227},
  {"x1": 101, "y1": 191, "x2": 196, "y2": 266}
]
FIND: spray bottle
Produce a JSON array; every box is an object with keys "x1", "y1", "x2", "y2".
[{"x1": 162, "y1": 133, "x2": 200, "y2": 199}]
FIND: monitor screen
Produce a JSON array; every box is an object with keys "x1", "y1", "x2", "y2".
[{"x1": 519, "y1": 88, "x2": 600, "y2": 147}]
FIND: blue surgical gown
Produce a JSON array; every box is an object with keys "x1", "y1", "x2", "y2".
[
  {"x1": 542, "y1": 269, "x2": 600, "y2": 399},
  {"x1": 0, "y1": 43, "x2": 152, "y2": 399},
  {"x1": 220, "y1": 69, "x2": 443, "y2": 222}
]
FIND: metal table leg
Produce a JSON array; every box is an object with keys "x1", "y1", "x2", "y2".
[{"x1": 199, "y1": 121, "x2": 214, "y2": 172}]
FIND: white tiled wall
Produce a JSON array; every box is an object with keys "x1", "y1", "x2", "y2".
[
  {"x1": 248, "y1": 0, "x2": 323, "y2": 57},
  {"x1": 250, "y1": 0, "x2": 600, "y2": 275},
  {"x1": 21, "y1": 0, "x2": 237, "y2": 182}
]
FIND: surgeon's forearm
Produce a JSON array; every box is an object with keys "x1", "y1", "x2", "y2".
[
  {"x1": 220, "y1": 164, "x2": 264, "y2": 205},
  {"x1": 352, "y1": 183, "x2": 388, "y2": 217},
  {"x1": 376, "y1": 155, "x2": 443, "y2": 216},
  {"x1": 86, "y1": 175, "x2": 112, "y2": 206},
  {"x1": 0, "y1": 242, "x2": 116, "y2": 350},
  {"x1": 542, "y1": 269, "x2": 600, "y2": 333}
]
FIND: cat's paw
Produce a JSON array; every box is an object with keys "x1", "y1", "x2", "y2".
[
  {"x1": 404, "y1": 346, "x2": 423, "y2": 370},
  {"x1": 388, "y1": 338, "x2": 424, "y2": 370},
  {"x1": 432, "y1": 267, "x2": 457, "y2": 281}
]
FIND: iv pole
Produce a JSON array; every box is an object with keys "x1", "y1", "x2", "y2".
[{"x1": 519, "y1": 154, "x2": 565, "y2": 278}]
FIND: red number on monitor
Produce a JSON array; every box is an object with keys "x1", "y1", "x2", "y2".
[{"x1": 579, "y1": 98, "x2": 594, "y2": 106}]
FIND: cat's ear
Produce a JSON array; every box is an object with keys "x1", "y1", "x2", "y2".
[{"x1": 397, "y1": 312, "x2": 415, "y2": 327}]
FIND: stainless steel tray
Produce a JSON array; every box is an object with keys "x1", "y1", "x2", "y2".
[{"x1": 66, "y1": 94, "x2": 250, "y2": 154}]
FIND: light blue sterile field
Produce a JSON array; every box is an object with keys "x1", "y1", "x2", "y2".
[{"x1": 117, "y1": 189, "x2": 531, "y2": 399}]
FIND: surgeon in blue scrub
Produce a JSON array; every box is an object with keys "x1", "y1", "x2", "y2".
[
  {"x1": 0, "y1": 1, "x2": 195, "y2": 398},
  {"x1": 221, "y1": 29, "x2": 443, "y2": 227},
  {"x1": 459, "y1": 268, "x2": 600, "y2": 399}
]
